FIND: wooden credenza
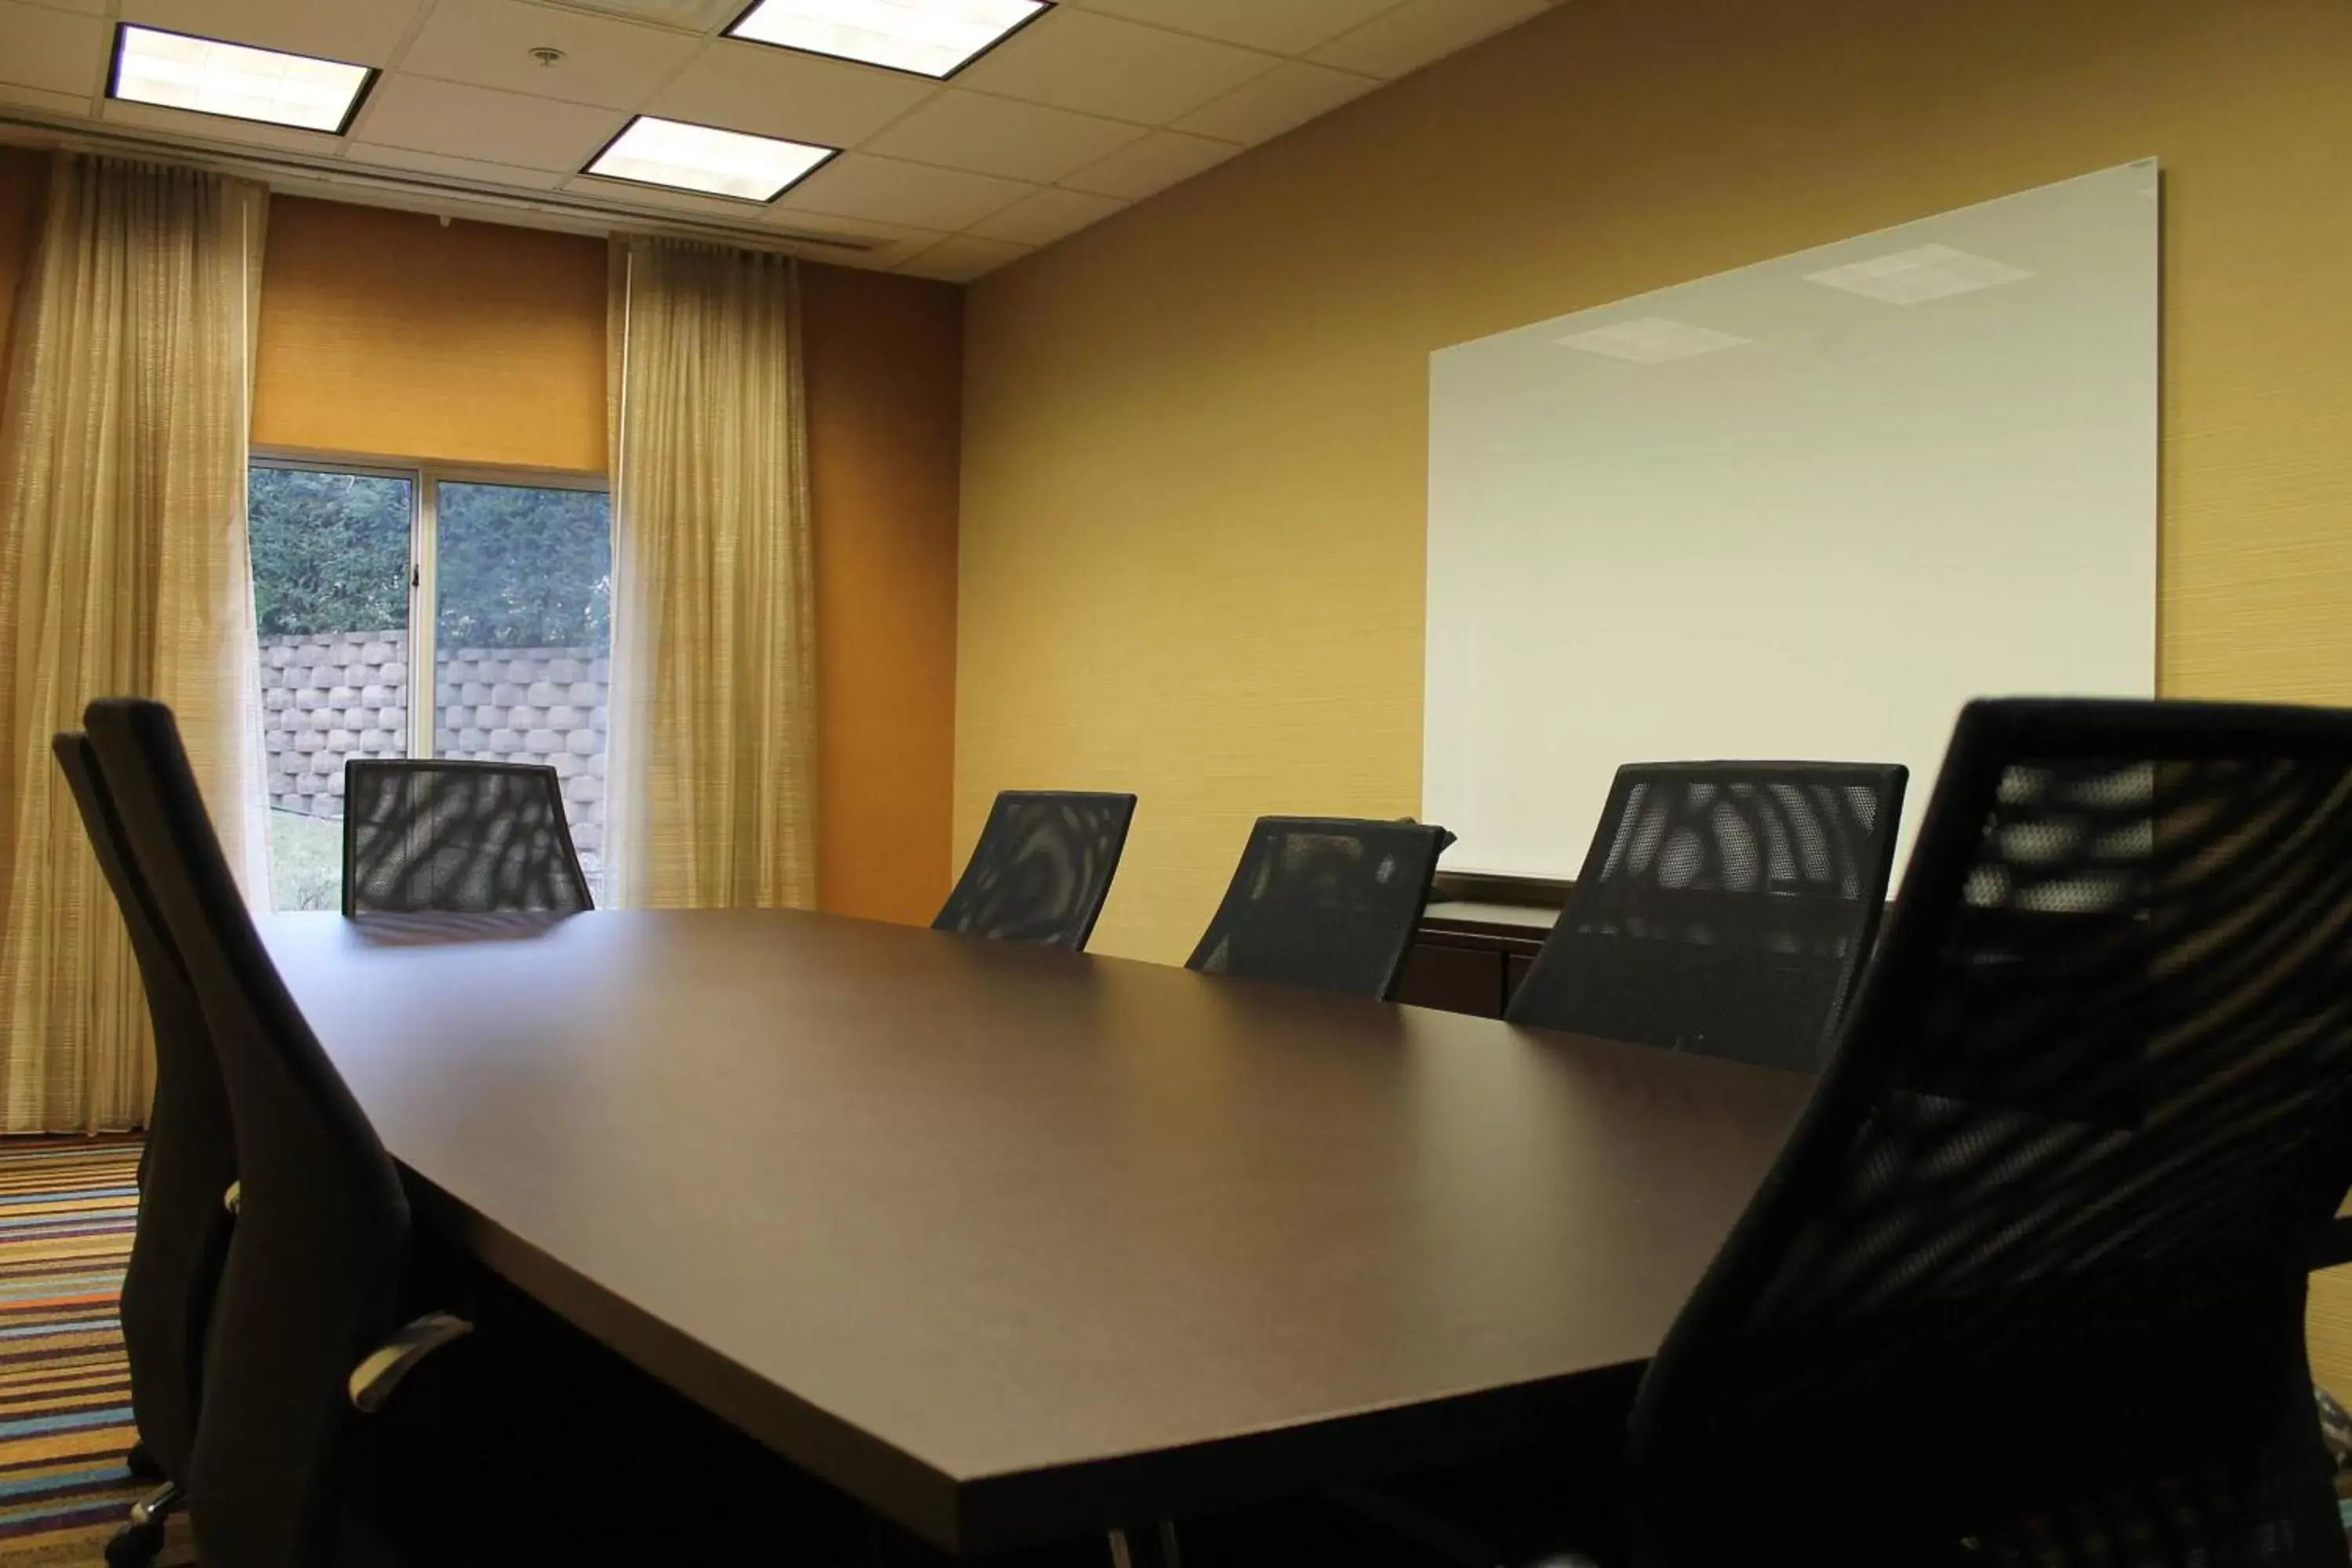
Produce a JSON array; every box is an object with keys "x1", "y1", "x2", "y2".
[{"x1": 1396, "y1": 900, "x2": 1559, "y2": 1018}]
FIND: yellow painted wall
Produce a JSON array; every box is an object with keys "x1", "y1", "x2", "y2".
[
  {"x1": 956, "y1": 0, "x2": 2352, "y2": 967},
  {"x1": 804, "y1": 263, "x2": 964, "y2": 926}
]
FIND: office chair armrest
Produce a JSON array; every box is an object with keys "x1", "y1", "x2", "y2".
[{"x1": 348, "y1": 1312, "x2": 475, "y2": 1413}]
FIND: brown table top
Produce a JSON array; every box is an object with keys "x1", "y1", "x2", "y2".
[{"x1": 259, "y1": 909, "x2": 1813, "y2": 1554}]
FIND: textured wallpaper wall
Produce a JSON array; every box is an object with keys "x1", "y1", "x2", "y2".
[{"x1": 958, "y1": 0, "x2": 2352, "y2": 964}]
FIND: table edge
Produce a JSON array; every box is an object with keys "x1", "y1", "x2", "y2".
[
  {"x1": 956, "y1": 1360, "x2": 1645, "y2": 1550},
  {"x1": 408, "y1": 1157, "x2": 1652, "y2": 1554},
  {"x1": 406, "y1": 1169, "x2": 968, "y2": 1548}
]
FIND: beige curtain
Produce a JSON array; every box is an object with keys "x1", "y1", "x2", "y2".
[
  {"x1": 0, "y1": 154, "x2": 270, "y2": 1133},
  {"x1": 605, "y1": 238, "x2": 817, "y2": 909}
]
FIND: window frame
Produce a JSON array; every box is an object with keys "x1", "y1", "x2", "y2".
[{"x1": 249, "y1": 449, "x2": 610, "y2": 760}]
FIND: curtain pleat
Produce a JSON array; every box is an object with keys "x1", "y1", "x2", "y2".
[
  {"x1": 0, "y1": 154, "x2": 268, "y2": 1133},
  {"x1": 606, "y1": 238, "x2": 818, "y2": 909}
]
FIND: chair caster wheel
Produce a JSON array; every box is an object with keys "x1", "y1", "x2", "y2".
[
  {"x1": 125, "y1": 1439, "x2": 164, "y2": 1482},
  {"x1": 106, "y1": 1516, "x2": 165, "y2": 1568}
]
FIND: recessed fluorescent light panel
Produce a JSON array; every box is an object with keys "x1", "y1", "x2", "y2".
[
  {"x1": 1555, "y1": 317, "x2": 1751, "y2": 365},
  {"x1": 727, "y1": 0, "x2": 1050, "y2": 79},
  {"x1": 1805, "y1": 243, "x2": 2034, "y2": 305},
  {"x1": 586, "y1": 116, "x2": 834, "y2": 202},
  {"x1": 110, "y1": 24, "x2": 375, "y2": 134}
]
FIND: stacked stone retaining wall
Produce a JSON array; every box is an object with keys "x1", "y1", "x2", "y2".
[{"x1": 259, "y1": 630, "x2": 608, "y2": 876}]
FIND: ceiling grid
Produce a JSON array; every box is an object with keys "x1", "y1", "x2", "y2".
[{"x1": 0, "y1": 0, "x2": 1559, "y2": 278}]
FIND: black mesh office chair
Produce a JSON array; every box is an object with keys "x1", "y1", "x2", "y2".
[
  {"x1": 1187, "y1": 817, "x2": 1455, "y2": 1000},
  {"x1": 1627, "y1": 699, "x2": 2352, "y2": 1568},
  {"x1": 85, "y1": 701, "x2": 477, "y2": 1568},
  {"x1": 1506, "y1": 762, "x2": 1906, "y2": 1071},
  {"x1": 342, "y1": 758, "x2": 591, "y2": 916},
  {"x1": 51, "y1": 735, "x2": 238, "y2": 1568},
  {"x1": 934, "y1": 790, "x2": 1137, "y2": 950}
]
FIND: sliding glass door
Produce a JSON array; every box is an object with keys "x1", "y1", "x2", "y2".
[
  {"x1": 428, "y1": 478, "x2": 613, "y2": 891},
  {"x1": 249, "y1": 464, "x2": 416, "y2": 909},
  {"x1": 248, "y1": 459, "x2": 612, "y2": 909}
]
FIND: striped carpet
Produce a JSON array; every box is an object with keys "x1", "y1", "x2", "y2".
[{"x1": 0, "y1": 1135, "x2": 184, "y2": 1568}]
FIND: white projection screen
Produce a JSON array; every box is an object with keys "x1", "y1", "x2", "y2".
[{"x1": 1425, "y1": 162, "x2": 2158, "y2": 878}]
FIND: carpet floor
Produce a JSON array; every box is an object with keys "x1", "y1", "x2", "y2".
[{"x1": 0, "y1": 1136, "x2": 186, "y2": 1567}]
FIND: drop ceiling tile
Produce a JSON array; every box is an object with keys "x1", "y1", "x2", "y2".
[
  {"x1": 550, "y1": 0, "x2": 739, "y2": 29},
  {"x1": 301, "y1": 184, "x2": 586, "y2": 233},
  {"x1": 565, "y1": 170, "x2": 797, "y2": 218},
  {"x1": 1079, "y1": 0, "x2": 1401, "y2": 56},
  {"x1": 343, "y1": 142, "x2": 571, "y2": 191},
  {"x1": 895, "y1": 233, "x2": 1029, "y2": 283},
  {"x1": 0, "y1": 1, "x2": 107, "y2": 96},
  {"x1": 119, "y1": 0, "x2": 428, "y2": 66},
  {"x1": 1308, "y1": 0, "x2": 1552, "y2": 78},
  {"x1": 396, "y1": 0, "x2": 699, "y2": 110},
  {"x1": 1058, "y1": 127, "x2": 1237, "y2": 200},
  {"x1": 955, "y1": 8, "x2": 1274, "y2": 125},
  {"x1": 967, "y1": 185, "x2": 1123, "y2": 246},
  {"x1": 102, "y1": 96, "x2": 351, "y2": 151},
  {"x1": 354, "y1": 74, "x2": 622, "y2": 171},
  {"x1": 863, "y1": 91, "x2": 1143, "y2": 184},
  {"x1": 1173, "y1": 60, "x2": 1376, "y2": 143},
  {"x1": 775, "y1": 152, "x2": 1033, "y2": 231},
  {"x1": 761, "y1": 212, "x2": 950, "y2": 269},
  {"x1": 647, "y1": 40, "x2": 935, "y2": 149},
  {"x1": 0, "y1": 82, "x2": 92, "y2": 115}
]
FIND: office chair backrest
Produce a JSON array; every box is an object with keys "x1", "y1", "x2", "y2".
[
  {"x1": 1628, "y1": 699, "x2": 2352, "y2": 1568},
  {"x1": 1187, "y1": 817, "x2": 1454, "y2": 1000},
  {"x1": 85, "y1": 700, "x2": 409, "y2": 1568},
  {"x1": 933, "y1": 790, "x2": 1138, "y2": 950},
  {"x1": 1506, "y1": 761, "x2": 1906, "y2": 1070},
  {"x1": 343, "y1": 757, "x2": 591, "y2": 916},
  {"x1": 50, "y1": 733, "x2": 236, "y2": 1488}
]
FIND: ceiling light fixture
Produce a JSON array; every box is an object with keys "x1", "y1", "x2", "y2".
[
  {"x1": 726, "y1": 0, "x2": 1051, "y2": 79},
  {"x1": 109, "y1": 24, "x2": 376, "y2": 135},
  {"x1": 584, "y1": 115, "x2": 836, "y2": 202}
]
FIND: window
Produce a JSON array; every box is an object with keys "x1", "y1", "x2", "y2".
[{"x1": 249, "y1": 459, "x2": 612, "y2": 910}]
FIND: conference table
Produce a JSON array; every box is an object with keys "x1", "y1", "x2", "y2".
[{"x1": 259, "y1": 909, "x2": 1816, "y2": 1557}]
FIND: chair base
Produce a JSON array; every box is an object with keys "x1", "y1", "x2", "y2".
[
  {"x1": 1109, "y1": 1521, "x2": 1182, "y2": 1568},
  {"x1": 105, "y1": 1480, "x2": 180, "y2": 1568},
  {"x1": 124, "y1": 1439, "x2": 164, "y2": 1483}
]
